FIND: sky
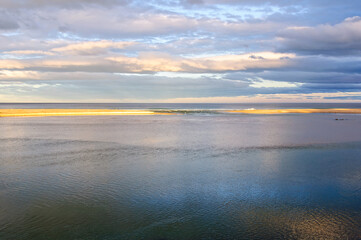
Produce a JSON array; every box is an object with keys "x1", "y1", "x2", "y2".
[{"x1": 0, "y1": 0, "x2": 361, "y2": 103}]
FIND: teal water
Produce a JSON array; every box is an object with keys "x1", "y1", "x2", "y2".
[{"x1": 1, "y1": 106, "x2": 361, "y2": 239}]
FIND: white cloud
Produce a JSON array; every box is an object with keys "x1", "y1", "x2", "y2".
[
  {"x1": 51, "y1": 40, "x2": 135, "y2": 55},
  {"x1": 250, "y1": 78, "x2": 301, "y2": 88}
]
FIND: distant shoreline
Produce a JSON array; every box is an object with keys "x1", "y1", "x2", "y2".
[
  {"x1": 0, "y1": 109, "x2": 174, "y2": 117},
  {"x1": 225, "y1": 108, "x2": 361, "y2": 114},
  {"x1": 1, "y1": 108, "x2": 361, "y2": 117}
]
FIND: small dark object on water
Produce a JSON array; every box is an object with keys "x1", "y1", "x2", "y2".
[{"x1": 335, "y1": 118, "x2": 345, "y2": 120}]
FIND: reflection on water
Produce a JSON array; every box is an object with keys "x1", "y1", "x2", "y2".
[{"x1": 1, "y1": 114, "x2": 361, "y2": 239}]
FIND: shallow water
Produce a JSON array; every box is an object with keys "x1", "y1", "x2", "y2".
[
  {"x1": 1, "y1": 102, "x2": 361, "y2": 110},
  {"x1": 1, "y1": 110, "x2": 361, "y2": 239}
]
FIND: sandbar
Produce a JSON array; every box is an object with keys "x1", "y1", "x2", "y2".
[{"x1": 1, "y1": 108, "x2": 361, "y2": 117}]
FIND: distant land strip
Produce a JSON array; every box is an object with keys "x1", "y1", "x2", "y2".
[
  {"x1": 1, "y1": 108, "x2": 361, "y2": 117},
  {"x1": 225, "y1": 108, "x2": 361, "y2": 114},
  {"x1": 0, "y1": 109, "x2": 174, "y2": 117}
]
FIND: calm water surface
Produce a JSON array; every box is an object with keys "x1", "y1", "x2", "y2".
[{"x1": 1, "y1": 105, "x2": 361, "y2": 239}]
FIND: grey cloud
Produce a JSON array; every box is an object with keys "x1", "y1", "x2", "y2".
[
  {"x1": 59, "y1": 10, "x2": 197, "y2": 38},
  {"x1": 0, "y1": 75, "x2": 250, "y2": 99},
  {"x1": 0, "y1": 19, "x2": 18, "y2": 30},
  {"x1": 180, "y1": 0, "x2": 291, "y2": 6},
  {"x1": 0, "y1": 0, "x2": 129, "y2": 9},
  {"x1": 0, "y1": 77, "x2": 314, "y2": 100},
  {"x1": 142, "y1": 37, "x2": 269, "y2": 56},
  {"x1": 0, "y1": 11, "x2": 19, "y2": 30},
  {"x1": 29, "y1": 7, "x2": 283, "y2": 38},
  {"x1": 289, "y1": 57, "x2": 361, "y2": 74},
  {"x1": 179, "y1": 0, "x2": 361, "y2": 8},
  {"x1": 0, "y1": 2, "x2": 287, "y2": 40},
  {"x1": 9, "y1": 7, "x2": 198, "y2": 38},
  {"x1": 238, "y1": 55, "x2": 361, "y2": 75},
  {"x1": 301, "y1": 83, "x2": 361, "y2": 90},
  {"x1": 226, "y1": 70, "x2": 361, "y2": 85},
  {"x1": 324, "y1": 96, "x2": 361, "y2": 100},
  {"x1": 278, "y1": 16, "x2": 361, "y2": 55},
  {"x1": 225, "y1": 56, "x2": 361, "y2": 88},
  {"x1": 249, "y1": 55, "x2": 265, "y2": 60}
]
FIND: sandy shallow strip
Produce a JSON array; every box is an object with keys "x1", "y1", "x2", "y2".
[
  {"x1": 0, "y1": 109, "x2": 174, "y2": 117},
  {"x1": 225, "y1": 108, "x2": 361, "y2": 114}
]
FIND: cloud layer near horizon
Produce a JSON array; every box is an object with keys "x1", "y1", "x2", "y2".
[{"x1": 0, "y1": 0, "x2": 361, "y2": 102}]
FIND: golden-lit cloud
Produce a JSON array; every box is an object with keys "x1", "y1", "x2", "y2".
[
  {"x1": 0, "y1": 60, "x2": 27, "y2": 69},
  {"x1": 106, "y1": 52, "x2": 295, "y2": 73},
  {"x1": 0, "y1": 50, "x2": 294, "y2": 73},
  {"x1": 0, "y1": 70, "x2": 41, "y2": 79},
  {"x1": 51, "y1": 40, "x2": 135, "y2": 55},
  {"x1": 3, "y1": 40, "x2": 135, "y2": 57}
]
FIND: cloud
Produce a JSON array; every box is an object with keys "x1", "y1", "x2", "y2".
[
  {"x1": 1, "y1": 39, "x2": 134, "y2": 56},
  {"x1": 0, "y1": 74, "x2": 249, "y2": 100},
  {"x1": 301, "y1": 83, "x2": 361, "y2": 90},
  {"x1": 1, "y1": 70, "x2": 360, "y2": 102},
  {"x1": 260, "y1": 71, "x2": 361, "y2": 84},
  {"x1": 0, "y1": 11, "x2": 19, "y2": 30},
  {"x1": 107, "y1": 52, "x2": 294, "y2": 73},
  {"x1": 0, "y1": 0, "x2": 128, "y2": 9},
  {"x1": 1, "y1": 0, "x2": 361, "y2": 102},
  {"x1": 153, "y1": 92, "x2": 361, "y2": 103},
  {"x1": 0, "y1": 19, "x2": 18, "y2": 30},
  {"x1": 1, "y1": 74, "x2": 352, "y2": 102},
  {"x1": 35, "y1": 7, "x2": 282, "y2": 38},
  {"x1": 0, "y1": 3, "x2": 286, "y2": 39},
  {"x1": 52, "y1": 8, "x2": 199, "y2": 38},
  {"x1": 249, "y1": 79, "x2": 301, "y2": 88},
  {"x1": 0, "y1": 50, "x2": 294, "y2": 73},
  {"x1": 0, "y1": 60, "x2": 27, "y2": 69},
  {"x1": 180, "y1": 0, "x2": 289, "y2": 6},
  {"x1": 50, "y1": 40, "x2": 135, "y2": 55},
  {"x1": 0, "y1": 70, "x2": 41, "y2": 79},
  {"x1": 278, "y1": 16, "x2": 361, "y2": 55}
]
